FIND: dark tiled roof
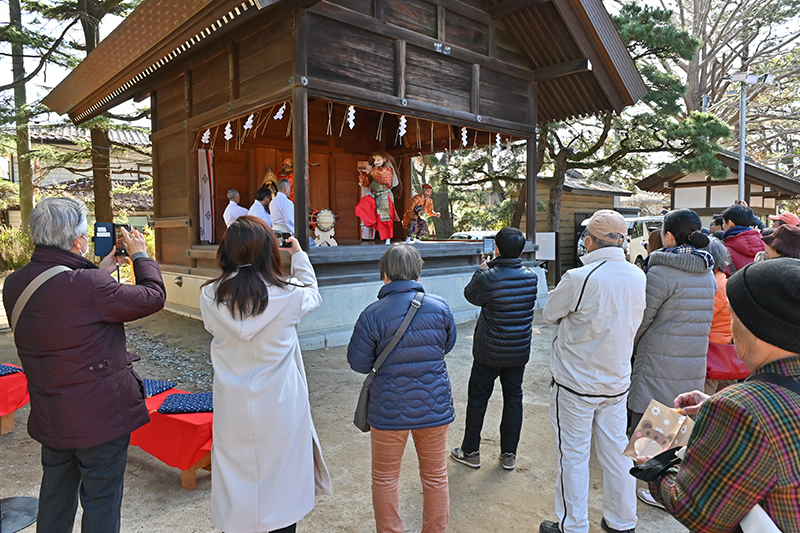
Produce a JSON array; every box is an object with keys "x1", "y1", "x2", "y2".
[{"x1": 28, "y1": 125, "x2": 151, "y2": 147}]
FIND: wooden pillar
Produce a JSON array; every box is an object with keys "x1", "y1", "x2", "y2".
[
  {"x1": 293, "y1": 86, "x2": 310, "y2": 251},
  {"x1": 526, "y1": 137, "x2": 537, "y2": 243},
  {"x1": 293, "y1": 8, "x2": 309, "y2": 251},
  {"x1": 526, "y1": 83, "x2": 537, "y2": 243}
]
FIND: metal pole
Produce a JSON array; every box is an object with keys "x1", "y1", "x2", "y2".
[{"x1": 738, "y1": 81, "x2": 747, "y2": 201}]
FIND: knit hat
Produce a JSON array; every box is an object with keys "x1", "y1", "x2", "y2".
[
  {"x1": 727, "y1": 258, "x2": 800, "y2": 353},
  {"x1": 762, "y1": 224, "x2": 800, "y2": 258}
]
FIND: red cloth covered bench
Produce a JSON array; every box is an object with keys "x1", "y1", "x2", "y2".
[
  {"x1": 0, "y1": 365, "x2": 30, "y2": 435},
  {"x1": 130, "y1": 388, "x2": 213, "y2": 490}
]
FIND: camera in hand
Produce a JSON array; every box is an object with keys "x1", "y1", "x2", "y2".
[
  {"x1": 277, "y1": 232, "x2": 293, "y2": 248},
  {"x1": 93, "y1": 223, "x2": 132, "y2": 257}
]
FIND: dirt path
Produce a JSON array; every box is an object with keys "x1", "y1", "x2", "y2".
[{"x1": 0, "y1": 310, "x2": 686, "y2": 532}]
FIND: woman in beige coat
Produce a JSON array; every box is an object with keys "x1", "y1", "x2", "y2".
[{"x1": 200, "y1": 216, "x2": 331, "y2": 533}]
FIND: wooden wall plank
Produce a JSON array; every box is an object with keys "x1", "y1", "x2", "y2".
[
  {"x1": 405, "y1": 45, "x2": 471, "y2": 112},
  {"x1": 479, "y1": 68, "x2": 530, "y2": 122},
  {"x1": 192, "y1": 52, "x2": 230, "y2": 116},
  {"x1": 384, "y1": 0, "x2": 437, "y2": 38},
  {"x1": 307, "y1": 15, "x2": 395, "y2": 95},
  {"x1": 337, "y1": 0, "x2": 372, "y2": 15},
  {"x1": 447, "y1": 9, "x2": 489, "y2": 55}
]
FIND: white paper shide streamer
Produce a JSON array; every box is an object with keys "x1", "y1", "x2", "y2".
[
  {"x1": 274, "y1": 103, "x2": 286, "y2": 120},
  {"x1": 461, "y1": 127, "x2": 468, "y2": 147},
  {"x1": 496, "y1": 133, "x2": 501, "y2": 152},
  {"x1": 224, "y1": 122, "x2": 233, "y2": 141},
  {"x1": 201, "y1": 129, "x2": 211, "y2": 144},
  {"x1": 398, "y1": 115, "x2": 407, "y2": 139},
  {"x1": 244, "y1": 114, "x2": 254, "y2": 132},
  {"x1": 347, "y1": 105, "x2": 356, "y2": 129}
]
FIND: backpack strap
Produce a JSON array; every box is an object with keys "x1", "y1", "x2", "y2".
[
  {"x1": 370, "y1": 291, "x2": 424, "y2": 375},
  {"x1": 10, "y1": 265, "x2": 71, "y2": 331},
  {"x1": 748, "y1": 372, "x2": 800, "y2": 397}
]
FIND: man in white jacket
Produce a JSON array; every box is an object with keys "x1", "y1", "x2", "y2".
[{"x1": 540, "y1": 210, "x2": 646, "y2": 533}]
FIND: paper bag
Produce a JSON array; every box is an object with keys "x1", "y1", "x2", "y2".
[{"x1": 624, "y1": 399, "x2": 694, "y2": 459}]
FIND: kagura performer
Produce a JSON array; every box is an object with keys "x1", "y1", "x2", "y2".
[
  {"x1": 402, "y1": 184, "x2": 440, "y2": 241},
  {"x1": 355, "y1": 152, "x2": 400, "y2": 244},
  {"x1": 278, "y1": 158, "x2": 294, "y2": 202}
]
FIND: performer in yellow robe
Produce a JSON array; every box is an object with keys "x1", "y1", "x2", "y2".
[{"x1": 402, "y1": 184, "x2": 440, "y2": 241}]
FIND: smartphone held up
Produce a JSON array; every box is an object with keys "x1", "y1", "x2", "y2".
[{"x1": 93, "y1": 222, "x2": 132, "y2": 257}]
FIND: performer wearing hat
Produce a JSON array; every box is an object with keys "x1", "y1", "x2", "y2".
[
  {"x1": 402, "y1": 184, "x2": 440, "y2": 242},
  {"x1": 355, "y1": 153, "x2": 400, "y2": 244}
]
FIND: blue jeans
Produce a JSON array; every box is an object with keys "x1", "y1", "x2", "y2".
[
  {"x1": 460, "y1": 360, "x2": 525, "y2": 455},
  {"x1": 37, "y1": 434, "x2": 130, "y2": 533}
]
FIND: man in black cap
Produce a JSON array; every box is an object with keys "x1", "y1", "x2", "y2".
[{"x1": 642, "y1": 258, "x2": 800, "y2": 532}]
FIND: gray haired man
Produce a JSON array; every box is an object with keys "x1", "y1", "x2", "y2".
[
  {"x1": 540, "y1": 210, "x2": 646, "y2": 533},
  {"x1": 223, "y1": 188, "x2": 248, "y2": 227},
  {"x1": 4, "y1": 197, "x2": 166, "y2": 532}
]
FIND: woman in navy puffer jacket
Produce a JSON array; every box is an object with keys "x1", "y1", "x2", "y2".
[{"x1": 348, "y1": 244, "x2": 456, "y2": 533}]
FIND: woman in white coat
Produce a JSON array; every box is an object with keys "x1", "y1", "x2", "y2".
[{"x1": 200, "y1": 216, "x2": 331, "y2": 533}]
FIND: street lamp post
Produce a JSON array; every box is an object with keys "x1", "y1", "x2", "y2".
[{"x1": 728, "y1": 72, "x2": 775, "y2": 201}]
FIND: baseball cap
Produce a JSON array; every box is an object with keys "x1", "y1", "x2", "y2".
[
  {"x1": 762, "y1": 224, "x2": 800, "y2": 258},
  {"x1": 768, "y1": 212, "x2": 800, "y2": 226},
  {"x1": 581, "y1": 210, "x2": 627, "y2": 243}
]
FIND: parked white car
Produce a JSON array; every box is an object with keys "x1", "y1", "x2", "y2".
[
  {"x1": 449, "y1": 230, "x2": 496, "y2": 240},
  {"x1": 577, "y1": 215, "x2": 663, "y2": 269},
  {"x1": 625, "y1": 216, "x2": 664, "y2": 268}
]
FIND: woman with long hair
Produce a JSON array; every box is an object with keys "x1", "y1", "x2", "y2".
[
  {"x1": 200, "y1": 216, "x2": 331, "y2": 533},
  {"x1": 629, "y1": 209, "x2": 717, "y2": 428}
]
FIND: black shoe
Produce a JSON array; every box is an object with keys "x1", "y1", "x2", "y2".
[
  {"x1": 539, "y1": 520, "x2": 561, "y2": 533},
  {"x1": 601, "y1": 517, "x2": 635, "y2": 533}
]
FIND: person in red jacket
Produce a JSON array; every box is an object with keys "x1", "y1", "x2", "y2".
[
  {"x1": 721, "y1": 203, "x2": 765, "y2": 273},
  {"x1": 3, "y1": 197, "x2": 166, "y2": 533}
]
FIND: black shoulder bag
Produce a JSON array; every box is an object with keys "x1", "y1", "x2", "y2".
[{"x1": 353, "y1": 292, "x2": 424, "y2": 432}]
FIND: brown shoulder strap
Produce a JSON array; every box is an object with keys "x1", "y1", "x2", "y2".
[{"x1": 10, "y1": 266, "x2": 71, "y2": 331}]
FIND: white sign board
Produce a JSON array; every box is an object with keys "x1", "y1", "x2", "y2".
[{"x1": 535, "y1": 232, "x2": 557, "y2": 261}]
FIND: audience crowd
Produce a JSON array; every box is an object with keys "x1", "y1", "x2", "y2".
[{"x1": 5, "y1": 196, "x2": 800, "y2": 533}]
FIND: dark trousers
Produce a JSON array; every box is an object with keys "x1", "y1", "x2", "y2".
[
  {"x1": 461, "y1": 360, "x2": 525, "y2": 455},
  {"x1": 270, "y1": 524, "x2": 296, "y2": 533},
  {"x1": 37, "y1": 434, "x2": 130, "y2": 533}
]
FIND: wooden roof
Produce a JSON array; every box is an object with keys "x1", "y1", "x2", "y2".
[
  {"x1": 44, "y1": 0, "x2": 646, "y2": 124},
  {"x1": 638, "y1": 150, "x2": 800, "y2": 198}
]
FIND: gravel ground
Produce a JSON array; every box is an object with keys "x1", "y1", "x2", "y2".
[
  {"x1": 125, "y1": 325, "x2": 214, "y2": 393},
  {"x1": 0, "y1": 309, "x2": 687, "y2": 533}
]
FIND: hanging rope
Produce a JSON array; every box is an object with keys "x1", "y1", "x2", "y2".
[{"x1": 376, "y1": 112, "x2": 385, "y2": 141}]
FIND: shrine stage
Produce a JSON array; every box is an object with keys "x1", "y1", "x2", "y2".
[{"x1": 161, "y1": 240, "x2": 548, "y2": 349}]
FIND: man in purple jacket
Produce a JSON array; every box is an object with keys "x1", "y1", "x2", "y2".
[{"x1": 4, "y1": 197, "x2": 166, "y2": 533}]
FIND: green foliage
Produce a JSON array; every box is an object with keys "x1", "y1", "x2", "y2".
[
  {"x1": 614, "y1": 4, "x2": 700, "y2": 62},
  {"x1": 0, "y1": 181, "x2": 21, "y2": 211},
  {"x1": 454, "y1": 198, "x2": 517, "y2": 232},
  {"x1": 0, "y1": 227, "x2": 33, "y2": 271}
]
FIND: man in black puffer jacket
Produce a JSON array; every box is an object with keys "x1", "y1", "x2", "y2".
[{"x1": 451, "y1": 227, "x2": 538, "y2": 470}]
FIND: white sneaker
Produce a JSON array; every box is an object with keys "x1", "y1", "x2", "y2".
[{"x1": 637, "y1": 488, "x2": 665, "y2": 510}]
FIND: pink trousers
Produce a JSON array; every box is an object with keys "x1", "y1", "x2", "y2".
[{"x1": 370, "y1": 424, "x2": 450, "y2": 533}]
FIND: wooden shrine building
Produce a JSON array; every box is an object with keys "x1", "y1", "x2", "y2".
[
  {"x1": 638, "y1": 150, "x2": 800, "y2": 222},
  {"x1": 43, "y1": 0, "x2": 646, "y2": 343}
]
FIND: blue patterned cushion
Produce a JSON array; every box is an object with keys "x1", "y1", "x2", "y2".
[
  {"x1": 157, "y1": 392, "x2": 213, "y2": 414},
  {"x1": 143, "y1": 379, "x2": 177, "y2": 397},
  {"x1": 0, "y1": 364, "x2": 23, "y2": 377}
]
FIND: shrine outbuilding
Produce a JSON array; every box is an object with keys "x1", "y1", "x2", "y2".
[
  {"x1": 44, "y1": 0, "x2": 646, "y2": 347},
  {"x1": 637, "y1": 150, "x2": 800, "y2": 225}
]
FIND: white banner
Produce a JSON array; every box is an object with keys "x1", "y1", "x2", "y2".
[{"x1": 198, "y1": 148, "x2": 215, "y2": 243}]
